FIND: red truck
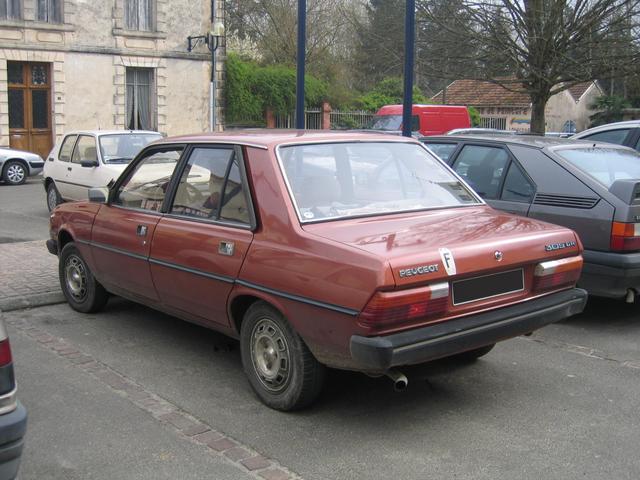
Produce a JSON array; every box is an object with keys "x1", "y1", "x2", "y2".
[{"x1": 371, "y1": 104, "x2": 471, "y2": 136}]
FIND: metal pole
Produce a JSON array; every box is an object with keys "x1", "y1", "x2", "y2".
[
  {"x1": 210, "y1": 0, "x2": 216, "y2": 132},
  {"x1": 402, "y1": 0, "x2": 416, "y2": 138},
  {"x1": 295, "y1": 0, "x2": 306, "y2": 130}
]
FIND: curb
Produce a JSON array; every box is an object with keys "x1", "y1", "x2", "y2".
[{"x1": 0, "y1": 291, "x2": 66, "y2": 312}]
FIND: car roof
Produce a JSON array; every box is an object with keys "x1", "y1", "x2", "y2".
[
  {"x1": 64, "y1": 130, "x2": 161, "y2": 137},
  {"x1": 572, "y1": 120, "x2": 640, "y2": 138},
  {"x1": 159, "y1": 129, "x2": 422, "y2": 149},
  {"x1": 422, "y1": 133, "x2": 622, "y2": 149}
]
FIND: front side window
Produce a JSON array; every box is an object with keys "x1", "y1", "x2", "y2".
[
  {"x1": 114, "y1": 148, "x2": 182, "y2": 212},
  {"x1": 125, "y1": 0, "x2": 153, "y2": 31},
  {"x1": 582, "y1": 129, "x2": 630, "y2": 146},
  {"x1": 279, "y1": 142, "x2": 479, "y2": 223},
  {"x1": 171, "y1": 148, "x2": 250, "y2": 225},
  {"x1": 58, "y1": 135, "x2": 77, "y2": 163},
  {"x1": 71, "y1": 135, "x2": 97, "y2": 164},
  {"x1": 99, "y1": 133, "x2": 161, "y2": 164},
  {"x1": 556, "y1": 147, "x2": 640, "y2": 188},
  {"x1": 424, "y1": 142, "x2": 458, "y2": 162},
  {"x1": 452, "y1": 145, "x2": 509, "y2": 199},
  {"x1": 37, "y1": 0, "x2": 62, "y2": 23},
  {"x1": 0, "y1": 0, "x2": 21, "y2": 20}
]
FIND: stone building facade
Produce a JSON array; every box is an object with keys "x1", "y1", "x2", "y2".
[{"x1": 0, "y1": 0, "x2": 224, "y2": 158}]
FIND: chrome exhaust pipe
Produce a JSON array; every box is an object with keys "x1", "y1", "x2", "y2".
[
  {"x1": 626, "y1": 289, "x2": 636, "y2": 304},
  {"x1": 385, "y1": 370, "x2": 408, "y2": 392}
]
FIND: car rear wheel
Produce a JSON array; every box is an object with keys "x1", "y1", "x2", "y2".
[
  {"x1": 240, "y1": 302, "x2": 326, "y2": 411},
  {"x1": 46, "y1": 182, "x2": 62, "y2": 211},
  {"x1": 59, "y1": 242, "x2": 108, "y2": 313},
  {"x1": 449, "y1": 344, "x2": 495, "y2": 362},
  {"x1": 2, "y1": 161, "x2": 27, "y2": 185}
]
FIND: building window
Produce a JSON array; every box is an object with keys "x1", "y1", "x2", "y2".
[
  {"x1": 126, "y1": 67, "x2": 155, "y2": 130},
  {"x1": 0, "y1": 0, "x2": 21, "y2": 20},
  {"x1": 125, "y1": 0, "x2": 153, "y2": 31},
  {"x1": 37, "y1": 0, "x2": 62, "y2": 23}
]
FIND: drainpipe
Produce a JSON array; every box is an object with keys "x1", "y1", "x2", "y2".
[{"x1": 210, "y1": 0, "x2": 216, "y2": 132}]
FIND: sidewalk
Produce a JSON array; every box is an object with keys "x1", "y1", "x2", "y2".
[{"x1": 0, "y1": 240, "x2": 64, "y2": 311}]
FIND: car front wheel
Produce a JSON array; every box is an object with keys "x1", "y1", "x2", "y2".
[
  {"x1": 2, "y1": 160, "x2": 27, "y2": 185},
  {"x1": 46, "y1": 182, "x2": 62, "y2": 211},
  {"x1": 59, "y1": 242, "x2": 108, "y2": 313},
  {"x1": 240, "y1": 302, "x2": 326, "y2": 411}
]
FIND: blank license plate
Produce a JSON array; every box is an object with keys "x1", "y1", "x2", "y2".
[{"x1": 452, "y1": 269, "x2": 524, "y2": 305}]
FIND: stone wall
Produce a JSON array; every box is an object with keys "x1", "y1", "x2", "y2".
[{"x1": 0, "y1": 0, "x2": 223, "y2": 148}]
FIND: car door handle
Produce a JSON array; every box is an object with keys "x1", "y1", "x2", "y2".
[
  {"x1": 136, "y1": 225, "x2": 148, "y2": 237},
  {"x1": 67, "y1": 167, "x2": 72, "y2": 171},
  {"x1": 218, "y1": 241, "x2": 235, "y2": 256}
]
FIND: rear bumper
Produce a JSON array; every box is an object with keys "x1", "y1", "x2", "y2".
[
  {"x1": 580, "y1": 250, "x2": 640, "y2": 298},
  {"x1": 0, "y1": 402, "x2": 27, "y2": 480},
  {"x1": 350, "y1": 288, "x2": 587, "y2": 372}
]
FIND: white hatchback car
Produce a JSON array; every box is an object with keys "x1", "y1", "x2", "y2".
[{"x1": 43, "y1": 130, "x2": 162, "y2": 211}]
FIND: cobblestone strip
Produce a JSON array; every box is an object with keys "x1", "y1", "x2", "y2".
[
  {"x1": 6, "y1": 316, "x2": 302, "y2": 480},
  {"x1": 0, "y1": 240, "x2": 64, "y2": 311}
]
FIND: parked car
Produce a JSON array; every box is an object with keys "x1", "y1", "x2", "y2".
[
  {"x1": 571, "y1": 120, "x2": 640, "y2": 150},
  {"x1": 368, "y1": 105, "x2": 471, "y2": 136},
  {"x1": 47, "y1": 131, "x2": 586, "y2": 410},
  {"x1": 0, "y1": 147, "x2": 44, "y2": 186},
  {"x1": 421, "y1": 134, "x2": 640, "y2": 301},
  {"x1": 0, "y1": 318, "x2": 27, "y2": 479},
  {"x1": 43, "y1": 130, "x2": 162, "y2": 211}
]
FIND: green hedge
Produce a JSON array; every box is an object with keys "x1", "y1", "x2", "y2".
[{"x1": 225, "y1": 54, "x2": 328, "y2": 124}]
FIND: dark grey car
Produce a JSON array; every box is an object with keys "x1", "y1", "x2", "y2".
[{"x1": 422, "y1": 134, "x2": 640, "y2": 301}]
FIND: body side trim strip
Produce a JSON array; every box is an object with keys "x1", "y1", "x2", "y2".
[
  {"x1": 148, "y1": 257, "x2": 234, "y2": 284},
  {"x1": 89, "y1": 241, "x2": 148, "y2": 261}
]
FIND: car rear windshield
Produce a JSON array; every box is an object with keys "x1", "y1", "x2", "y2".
[
  {"x1": 99, "y1": 133, "x2": 162, "y2": 164},
  {"x1": 555, "y1": 147, "x2": 640, "y2": 188},
  {"x1": 278, "y1": 142, "x2": 480, "y2": 223}
]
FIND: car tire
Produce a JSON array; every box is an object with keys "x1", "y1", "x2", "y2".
[
  {"x1": 240, "y1": 302, "x2": 326, "y2": 411},
  {"x1": 449, "y1": 344, "x2": 496, "y2": 362},
  {"x1": 46, "y1": 182, "x2": 62, "y2": 211},
  {"x1": 59, "y1": 242, "x2": 109, "y2": 313},
  {"x1": 2, "y1": 160, "x2": 27, "y2": 185}
]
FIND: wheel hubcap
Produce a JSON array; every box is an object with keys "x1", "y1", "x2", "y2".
[
  {"x1": 250, "y1": 318, "x2": 291, "y2": 392},
  {"x1": 6, "y1": 164, "x2": 25, "y2": 183},
  {"x1": 65, "y1": 255, "x2": 87, "y2": 301},
  {"x1": 48, "y1": 187, "x2": 58, "y2": 209}
]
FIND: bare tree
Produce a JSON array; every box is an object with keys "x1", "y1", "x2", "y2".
[{"x1": 419, "y1": 0, "x2": 640, "y2": 133}]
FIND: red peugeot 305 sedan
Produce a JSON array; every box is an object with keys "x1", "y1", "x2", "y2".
[{"x1": 47, "y1": 131, "x2": 587, "y2": 410}]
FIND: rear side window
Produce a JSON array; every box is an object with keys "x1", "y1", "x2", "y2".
[
  {"x1": 502, "y1": 162, "x2": 534, "y2": 203},
  {"x1": 58, "y1": 135, "x2": 77, "y2": 163},
  {"x1": 582, "y1": 129, "x2": 630, "y2": 146},
  {"x1": 556, "y1": 147, "x2": 640, "y2": 188},
  {"x1": 170, "y1": 147, "x2": 250, "y2": 225},
  {"x1": 425, "y1": 142, "x2": 458, "y2": 162},
  {"x1": 452, "y1": 145, "x2": 509, "y2": 199}
]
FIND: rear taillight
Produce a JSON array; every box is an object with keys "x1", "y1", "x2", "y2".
[
  {"x1": 611, "y1": 222, "x2": 640, "y2": 252},
  {"x1": 359, "y1": 282, "x2": 449, "y2": 328},
  {"x1": 533, "y1": 256, "x2": 583, "y2": 291},
  {"x1": 0, "y1": 340, "x2": 11, "y2": 367}
]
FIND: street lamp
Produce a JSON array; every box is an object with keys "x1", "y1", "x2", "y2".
[{"x1": 187, "y1": 19, "x2": 225, "y2": 132}]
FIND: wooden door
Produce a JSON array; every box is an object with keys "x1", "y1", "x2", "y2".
[{"x1": 7, "y1": 62, "x2": 53, "y2": 159}]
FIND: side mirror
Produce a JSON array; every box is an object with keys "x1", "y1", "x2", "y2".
[
  {"x1": 80, "y1": 159, "x2": 99, "y2": 168},
  {"x1": 88, "y1": 187, "x2": 109, "y2": 204}
]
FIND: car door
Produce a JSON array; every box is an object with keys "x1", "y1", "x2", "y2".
[
  {"x1": 149, "y1": 145, "x2": 255, "y2": 328},
  {"x1": 66, "y1": 134, "x2": 99, "y2": 201},
  {"x1": 90, "y1": 145, "x2": 184, "y2": 302},
  {"x1": 49, "y1": 134, "x2": 77, "y2": 200},
  {"x1": 450, "y1": 143, "x2": 533, "y2": 215}
]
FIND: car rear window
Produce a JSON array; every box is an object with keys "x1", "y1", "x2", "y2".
[
  {"x1": 556, "y1": 147, "x2": 640, "y2": 188},
  {"x1": 278, "y1": 142, "x2": 480, "y2": 223}
]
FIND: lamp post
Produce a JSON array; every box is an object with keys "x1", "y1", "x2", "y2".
[{"x1": 188, "y1": 18, "x2": 225, "y2": 132}]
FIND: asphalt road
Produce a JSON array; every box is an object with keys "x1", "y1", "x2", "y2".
[
  {"x1": 0, "y1": 178, "x2": 50, "y2": 243},
  {"x1": 2, "y1": 179, "x2": 640, "y2": 479}
]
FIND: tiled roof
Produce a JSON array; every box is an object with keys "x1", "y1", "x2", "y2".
[
  {"x1": 432, "y1": 79, "x2": 530, "y2": 107},
  {"x1": 432, "y1": 79, "x2": 598, "y2": 106}
]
